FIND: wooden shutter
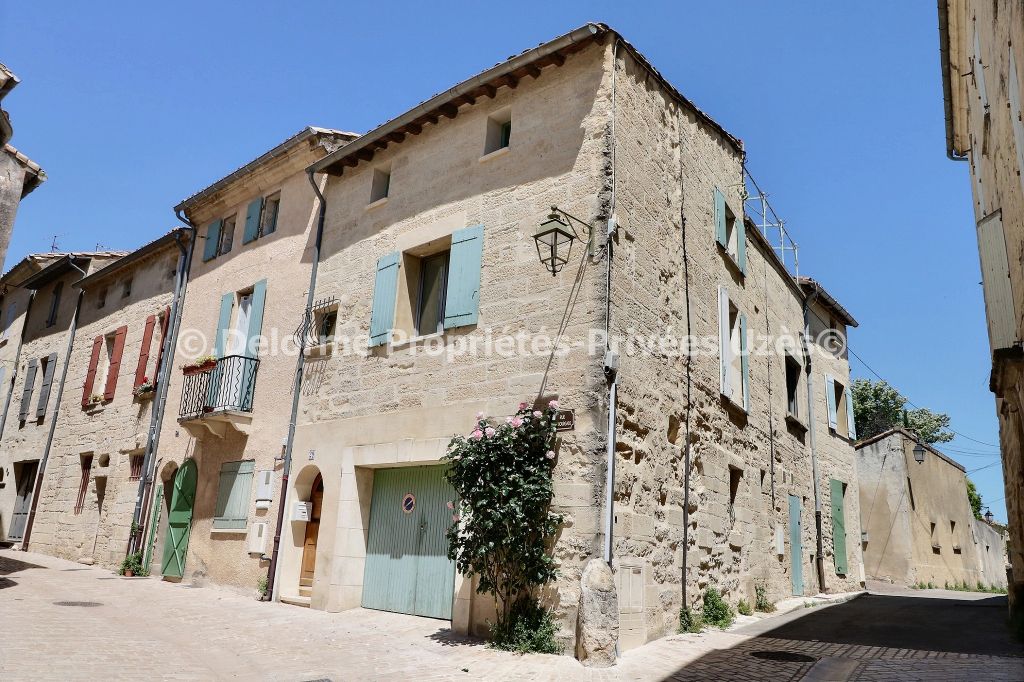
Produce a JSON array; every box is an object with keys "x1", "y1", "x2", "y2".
[
  {"x1": 242, "y1": 197, "x2": 264, "y2": 245},
  {"x1": 214, "y1": 292, "x2": 234, "y2": 358},
  {"x1": 103, "y1": 325, "x2": 128, "y2": 400},
  {"x1": 19, "y1": 358, "x2": 37, "y2": 421},
  {"x1": 718, "y1": 286, "x2": 731, "y2": 398},
  {"x1": 736, "y1": 215, "x2": 747, "y2": 275},
  {"x1": 213, "y1": 460, "x2": 254, "y2": 529},
  {"x1": 976, "y1": 211, "x2": 1017, "y2": 348},
  {"x1": 202, "y1": 220, "x2": 222, "y2": 262},
  {"x1": 974, "y1": 26, "x2": 988, "y2": 112},
  {"x1": 245, "y1": 279, "x2": 267, "y2": 357},
  {"x1": 714, "y1": 187, "x2": 726, "y2": 247},
  {"x1": 845, "y1": 386, "x2": 857, "y2": 440},
  {"x1": 35, "y1": 352, "x2": 57, "y2": 418},
  {"x1": 1009, "y1": 49, "x2": 1024, "y2": 197},
  {"x1": 369, "y1": 252, "x2": 400, "y2": 347},
  {"x1": 82, "y1": 336, "x2": 103, "y2": 406},
  {"x1": 830, "y1": 478, "x2": 848, "y2": 574},
  {"x1": 135, "y1": 314, "x2": 156, "y2": 388},
  {"x1": 443, "y1": 225, "x2": 484, "y2": 330},
  {"x1": 154, "y1": 307, "x2": 171, "y2": 383},
  {"x1": 825, "y1": 374, "x2": 838, "y2": 431},
  {"x1": 739, "y1": 312, "x2": 750, "y2": 412}
]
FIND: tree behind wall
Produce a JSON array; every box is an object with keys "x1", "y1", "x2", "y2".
[
  {"x1": 966, "y1": 478, "x2": 983, "y2": 520},
  {"x1": 851, "y1": 379, "x2": 954, "y2": 444}
]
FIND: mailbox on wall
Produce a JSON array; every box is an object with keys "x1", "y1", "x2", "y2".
[{"x1": 292, "y1": 500, "x2": 312, "y2": 522}]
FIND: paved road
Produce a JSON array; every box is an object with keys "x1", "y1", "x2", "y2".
[{"x1": 1, "y1": 549, "x2": 1022, "y2": 681}]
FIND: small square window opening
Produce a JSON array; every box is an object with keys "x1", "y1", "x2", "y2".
[{"x1": 485, "y1": 109, "x2": 512, "y2": 155}]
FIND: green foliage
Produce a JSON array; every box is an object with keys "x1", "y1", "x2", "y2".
[
  {"x1": 702, "y1": 587, "x2": 735, "y2": 628},
  {"x1": 851, "y1": 379, "x2": 953, "y2": 443},
  {"x1": 754, "y1": 582, "x2": 775, "y2": 612},
  {"x1": 257, "y1": 575, "x2": 269, "y2": 597},
  {"x1": 443, "y1": 402, "x2": 562, "y2": 622},
  {"x1": 119, "y1": 551, "x2": 146, "y2": 576},
  {"x1": 678, "y1": 606, "x2": 704, "y2": 633},
  {"x1": 489, "y1": 598, "x2": 562, "y2": 654},
  {"x1": 737, "y1": 598, "x2": 752, "y2": 616},
  {"x1": 927, "y1": 581, "x2": 937, "y2": 590},
  {"x1": 967, "y1": 479, "x2": 984, "y2": 521}
]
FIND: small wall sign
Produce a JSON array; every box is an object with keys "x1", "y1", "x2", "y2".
[
  {"x1": 554, "y1": 409, "x2": 575, "y2": 432},
  {"x1": 401, "y1": 493, "x2": 416, "y2": 514},
  {"x1": 308, "y1": 450, "x2": 315, "y2": 461}
]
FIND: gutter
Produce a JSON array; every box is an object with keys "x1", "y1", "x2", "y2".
[
  {"x1": 801, "y1": 285, "x2": 828, "y2": 594},
  {"x1": 21, "y1": 261, "x2": 88, "y2": 550},
  {"x1": 127, "y1": 224, "x2": 195, "y2": 557},
  {"x1": 938, "y1": 0, "x2": 969, "y2": 162}
]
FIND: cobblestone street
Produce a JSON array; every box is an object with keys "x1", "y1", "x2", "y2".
[{"x1": 1, "y1": 550, "x2": 1021, "y2": 681}]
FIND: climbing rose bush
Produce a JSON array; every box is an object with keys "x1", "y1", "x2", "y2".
[{"x1": 443, "y1": 401, "x2": 563, "y2": 624}]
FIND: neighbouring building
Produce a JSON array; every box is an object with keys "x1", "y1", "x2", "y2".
[
  {"x1": 26, "y1": 231, "x2": 187, "y2": 569},
  {"x1": 0, "y1": 252, "x2": 125, "y2": 547},
  {"x1": 149, "y1": 128, "x2": 354, "y2": 590},
  {"x1": 857, "y1": 428, "x2": 1008, "y2": 589},
  {"x1": 270, "y1": 22, "x2": 866, "y2": 659},
  {"x1": 938, "y1": 0, "x2": 1024, "y2": 610},
  {"x1": 1, "y1": 63, "x2": 46, "y2": 268}
]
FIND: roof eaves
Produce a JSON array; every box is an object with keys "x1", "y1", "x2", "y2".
[
  {"x1": 3, "y1": 144, "x2": 46, "y2": 196},
  {"x1": 798, "y1": 276, "x2": 859, "y2": 328},
  {"x1": 854, "y1": 427, "x2": 967, "y2": 473},
  {"x1": 19, "y1": 252, "x2": 128, "y2": 290},
  {"x1": 75, "y1": 229, "x2": 189, "y2": 290}
]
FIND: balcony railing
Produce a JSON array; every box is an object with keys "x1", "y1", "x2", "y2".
[{"x1": 179, "y1": 355, "x2": 259, "y2": 420}]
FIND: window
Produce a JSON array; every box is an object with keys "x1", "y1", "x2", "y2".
[
  {"x1": 97, "y1": 287, "x2": 107, "y2": 309},
  {"x1": 907, "y1": 477, "x2": 915, "y2": 510},
  {"x1": 484, "y1": 108, "x2": 512, "y2": 155},
  {"x1": 714, "y1": 188, "x2": 746, "y2": 273},
  {"x1": 785, "y1": 355, "x2": 801, "y2": 418},
  {"x1": 834, "y1": 379, "x2": 849, "y2": 435},
  {"x1": 825, "y1": 374, "x2": 855, "y2": 439},
  {"x1": 728, "y1": 466, "x2": 742, "y2": 524},
  {"x1": 260, "y1": 193, "x2": 280, "y2": 237},
  {"x1": 129, "y1": 454, "x2": 143, "y2": 481},
  {"x1": 930, "y1": 522, "x2": 940, "y2": 552},
  {"x1": 213, "y1": 460, "x2": 255, "y2": 529},
  {"x1": 315, "y1": 308, "x2": 337, "y2": 345},
  {"x1": 74, "y1": 454, "x2": 93, "y2": 514},
  {"x1": 219, "y1": 215, "x2": 235, "y2": 256},
  {"x1": 416, "y1": 251, "x2": 449, "y2": 336},
  {"x1": 951, "y1": 520, "x2": 961, "y2": 553},
  {"x1": 46, "y1": 281, "x2": 63, "y2": 327},
  {"x1": 122, "y1": 277, "x2": 132, "y2": 299},
  {"x1": 370, "y1": 167, "x2": 391, "y2": 204},
  {"x1": 717, "y1": 287, "x2": 748, "y2": 411}
]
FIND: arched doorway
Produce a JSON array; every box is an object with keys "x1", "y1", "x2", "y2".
[
  {"x1": 299, "y1": 473, "x2": 324, "y2": 596},
  {"x1": 161, "y1": 459, "x2": 197, "y2": 579}
]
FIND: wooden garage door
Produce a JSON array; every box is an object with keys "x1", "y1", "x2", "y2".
[{"x1": 362, "y1": 466, "x2": 456, "y2": 620}]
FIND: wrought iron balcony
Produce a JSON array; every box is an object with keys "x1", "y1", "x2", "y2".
[{"x1": 178, "y1": 355, "x2": 259, "y2": 437}]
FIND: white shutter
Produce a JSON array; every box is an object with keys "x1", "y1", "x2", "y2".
[
  {"x1": 845, "y1": 386, "x2": 857, "y2": 440},
  {"x1": 825, "y1": 374, "x2": 838, "y2": 431},
  {"x1": 718, "y1": 286, "x2": 732, "y2": 398},
  {"x1": 976, "y1": 211, "x2": 1017, "y2": 348}
]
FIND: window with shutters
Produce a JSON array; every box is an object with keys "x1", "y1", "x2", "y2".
[
  {"x1": 713, "y1": 187, "x2": 745, "y2": 274},
  {"x1": 99, "y1": 334, "x2": 115, "y2": 392},
  {"x1": 45, "y1": 281, "x2": 63, "y2": 327},
  {"x1": 213, "y1": 459, "x2": 255, "y2": 530},
  {"x1": 833, "y1": 378, "x2": 849, "y2": 435},
  {"x1": 260, "y1": 192, "x2": 280, "y2": 237},
  {"x1": 785, "y1": 354, "x2": 801, "y2": 419},
  {"x1": 74, "y1": 454, "x2": 93, "y2": 514},
  {"x1": 218, "y1": 214, "x2": 236, "y2": 257},
  {"x1": 128, "y1": 453, "x2": 143, "y2": 481}
]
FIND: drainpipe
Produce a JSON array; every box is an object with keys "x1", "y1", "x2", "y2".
[
  {"x1": 21, "y1": 259, "x2": 87, "y2": 550},
  {"x1": 802, "y1": 285, "x2": 827, "y2": 594},
  {"x1": 266, "y1": 169, "x2": 327, "y2": 602},
  {"x1": 127, "y1": 224, "x2": 195, "y2": 556},
  {"x1": 0, "y1": 289, "x2": 36, "y2": 439}
]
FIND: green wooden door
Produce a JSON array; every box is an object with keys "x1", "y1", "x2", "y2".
[
  {"x1": 143, "y1": 484, "x2": 163, "y2": 574},
  {"x1": 789, "y1": 494, "x2": 803, "y2": 596},
  {"x1": 362, "y1": 466, "x2": 456, "y2": 620},
  {"x1": 161, "y1": 460, "x2": 197, "y2": 578},
  {"x1": 830, "y1": 479, "x2": 848, "y2": 575}
]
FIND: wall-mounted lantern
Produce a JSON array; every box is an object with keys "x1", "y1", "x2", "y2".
[
  {"x1": 913, "y1": 442, "x2": 926, "y2": 463},
  {"x1": 533, "y1": 206, "x2": 596, "y2": 276},
  {"x1": 984, "y1": 508, "x2": 994, "y2": 524}
]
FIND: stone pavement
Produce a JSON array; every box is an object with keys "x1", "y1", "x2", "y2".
[{"x1": 2, "y1": 549, "x2": 1021, "y2": 681}]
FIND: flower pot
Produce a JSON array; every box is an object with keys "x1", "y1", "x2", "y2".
[
  {"x1": 183, "y1": 360, "x2": 217, "y2": 375},
  {"x1": 124, "y1": 569, "x2": 134, "y2": 577}
]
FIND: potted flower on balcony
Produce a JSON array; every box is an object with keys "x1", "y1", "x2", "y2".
[
  {"x1": 86, "y1": 393, "x2": 104, "y2": 407},
  {"x1": 133, "y1": 377, "x2": 156, "y2": 399},
  {"x1": 181, "y1": 355, "x2": 217, "y2": 375}
]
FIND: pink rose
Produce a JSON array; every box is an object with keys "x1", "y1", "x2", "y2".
[
  {"x1": 545, "y1": 450, "x2": 556, "y2": 460},
  {"x1": 518, "y1": 401, "x2": 528, "y2": 410},
  {"x1": 533, "y1": 410, "x2": 542, "y2": 418},
  {"x1": 549, "y1": 400, "x2": 560, "y2": 409},
  {"x1": 511, "y1": 417, "x2": 523, "y2": 428},
  {"x1": 506, "y1": 416, "x2": 513, "y2": 424},
  {"x1": 471, "y1": 429, "x2": 483, "y2": 440},
  {"x1": 485, "y1": 427, "x2": 496, "y2": 438},
  {"x1": 476, "y1": 411, "x2": 484, "y2": 420},
  {"x1": 452, "y1": 514, "x2": 460, "y2": 522},
  {"x1": 446, "y1": 501, "x2": 454, "y2": 510}
]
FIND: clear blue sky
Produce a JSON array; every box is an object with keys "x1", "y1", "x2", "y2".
[{"x1": 3, "y1": 3, "x2": 1007, "y2": 519}]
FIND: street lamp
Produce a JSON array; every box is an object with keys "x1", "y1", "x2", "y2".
[
  {"x1": 913, "y1": 442, "x2": 926, "y2": 463},
  {"x1": 533, "y1": 206, "x2": 597, "y2": 277},
  {"x1": 984, "y1": 508, "x2": 995, "y2": 524}
]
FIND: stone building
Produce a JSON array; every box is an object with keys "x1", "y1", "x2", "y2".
[
  {"x1": 0, "y1": 252, "x2": 124, "y2": 547},
  {"x1": 857, "y1": 428, "x2": 1008, "y2": 589},
  {"x1": 149, "y1": 128, "x2": 354, "y2": 591},
  {"x1": 26, "y1": 231, "x2": 187, "y2": 569},
  {"x1": 270, "y1": 23, "x2": 865, "y2": 658},
  {"x1": 938, "y1": 0, "x2": 1024, "y2": 611},
  {"x1": 0, "y1": 63, "x2": 46, "y2": 269}
]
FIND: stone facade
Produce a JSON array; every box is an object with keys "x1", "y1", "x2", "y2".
[
  {"x1": 857, "y1": 428, "x2": 1008, "y2": 589},
  {"x1": 0, "y1": 64, "x2": 46, "y2": 270},
  {"x1": 939, "y1": 0, "x2": 1024, "y2": 611},
  {"x1": 27, "y1": 234, "x2": 184, "y2": 569}
]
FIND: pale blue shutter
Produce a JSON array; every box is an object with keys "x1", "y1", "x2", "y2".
[
  {"x1": 242, "y1": 197, "x2": 263, "y2": 245},
  {"x1": 240, "y1": 280, "x2": 266, "y2": 411},
  {"x1": 718, "y1": 286, "x2": 731, "y2": 398},
  {"x1": 203, "y1": 220, "x2": 222, "y2": 262},
  {"x1": 369, "y1": 252, "x2": 400, "y2": 347},
  {"x1": 213, "y1": 460, "x2": 254, "y2": 529},
  {"x1": 214, "y1": 292, "x2": 234, "y2": 358},
  {"x1": 825, "y1": 374, "x2": 838, "y2": 431},
  {"x1": 443, "y1": 225, "x2": 484, "y2": 330},
  {"x1": 737, "y1": 216, "x2": 747, "y2": 275},
  {"x1": 739, "y1": 312, "x2": 750, "y2": 412},
  {"x1": 845, "y1": 386, "x2": 857, "y2": 440},
  {"x1": 714, "y1": 188, "x2": 727, "y2": 247}
]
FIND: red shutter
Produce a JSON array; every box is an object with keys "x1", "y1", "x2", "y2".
[
  {"x1": 82, "y1": 336, "x2": 103, "y2": 407},
  {"x1": 103, "y1": 325, "x2": 128, "y2": 400},
  {"x1": 135, "y1": 315, "x2": 156, "y2": 388},
  {"x1": 154, "y1": 306, "x2": 171, "y2": 384}
]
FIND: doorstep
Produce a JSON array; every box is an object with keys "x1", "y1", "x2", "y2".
[{"x1": 280, "y1": 594, "x2": 311, "y2": 608}]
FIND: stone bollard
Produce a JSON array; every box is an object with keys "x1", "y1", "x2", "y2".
[{"x1": 576, "y1": 558, "x2": 619, "y2": 667}]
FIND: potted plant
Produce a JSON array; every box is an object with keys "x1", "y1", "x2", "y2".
[
  {"x1": 182, "y1": 355, "x2": 217, "y2": 375},
  {"x1": 133, "y1": 377, "x2": 156, "y2": 399},
  {"x1": 119, "y1": 550, "x2": 145, "y2": 577},
  {"x1": 86, "y1": 393, "x2": 104, "y2": 407}
]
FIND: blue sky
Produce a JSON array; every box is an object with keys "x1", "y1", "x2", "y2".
[{"x1": 3, "y1": 3, "x2": 1007, "y2": 518}]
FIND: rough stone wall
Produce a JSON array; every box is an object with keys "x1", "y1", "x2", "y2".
[
  {"x1": 972, "y1": 517, "x2": 1010, "y2": 588},
  {"x1": 857, "y1": 434, "x2": 914, "y2": 584},
  {"x1": 0, "y1": 151, "x2": 26, "y2": 270},
  {"x1": 29, "y1": 247, "x2": 177, "y2": 569},
  {"x1": 0, "y1": 283, "x2": 35, "y2": 540}
]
